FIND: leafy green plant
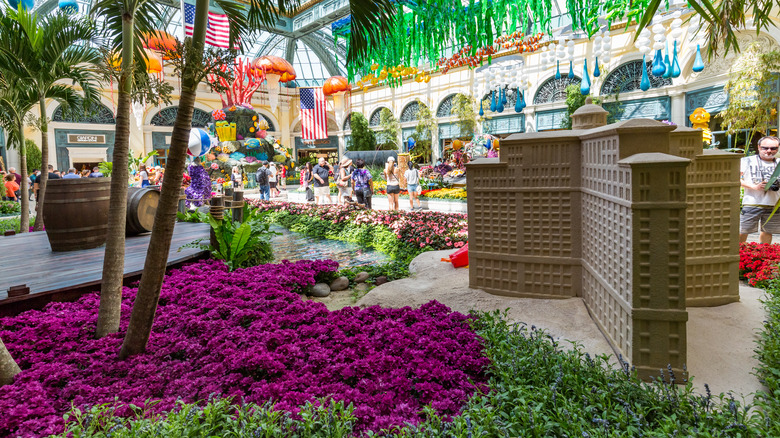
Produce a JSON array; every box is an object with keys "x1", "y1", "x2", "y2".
[
  {"x1": 377, "y1": 107, "x2": 400, "y2": 151},
  {"x1": 0, "y1": 201, "x2": 21, "y2": 215},
  {"x1": 24, "y1": 139, "x2": 41, "y2": 174},
  {"x1": 176, "y1": 210, "x2": 208, "y2": 223},
  {"x1": 452, "y1": 93, "x2": 477, "y2": 137},
  {"x1": 0, "y1": 216, "x2": 34, "y2": 233},
  {"x1": 410, "y1": 100, "x2": 435, "y2": 163},
  {"x1": 347, "y1": 112, "x2": 377, "y2": 151},
  {"x1": 97, "y1": 161, "x2": 112, "y2": 177}
]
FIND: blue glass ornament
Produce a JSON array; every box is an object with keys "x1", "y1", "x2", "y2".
[
  {"x1": 497, "y1": 89, "x2": 505, "y2": 113},
  {"x1": 490, "y1": 90, "x2": 496, "y2": 112},
  {"x1": 580, "y1": 59, "x2": 591, "y2": 95},
  {"x1": 58, "y1": 0, "x2": 78, "y2": 13},
  {"x1": 671, "y1": 41, "x2": 681, "y2": 78},
  {"x1": 519, "y1": 91, "x2": 526, "y2": 110},
  {"x1": 568, "y1": 60, "x2": 574, "y2": 78},
  {"x1": 514, "y1": 89, "x2": 524, "y2": 112},
  {"x1": 501, "y1": 88, "x2": 507, "y2": 105},
  {"x1": 593, "y1": 57, "x2": 601, "y2": 78},
  {"x1": 652, "y1": 49, "x2": 666, "y2": 76},
  {"x1": 692, "y1": 44, "x2": 705, "y2": 73},
  {"x1": 663, "y1": 43, "x2": 673, "y2": 79},
  {"x1": 640, "y1": 55, "x2": 651, "y2": 91},
  {"x1": 7, "y1": 0, "x2": 34, "y2": 10},
  {"x1": 479, "y1": 98, "x2": 484, "y2": 116},
  {"x1": 555, "y1": 60, "x2": 561, "y2": 80}
]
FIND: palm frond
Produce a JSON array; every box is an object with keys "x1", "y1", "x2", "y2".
[{"x1": 346, "y1": 0, "x2": 397, "y2": 64}]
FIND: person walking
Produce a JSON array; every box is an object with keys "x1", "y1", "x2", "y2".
[
  {"x1": 29, "y1": 170, "x2": 39, "y2": 201},
  {"x1": 138, "y1": 164, "x2": 150, "y2": 187},
  {"x1": 351, "y1": 158, "x2": 373, "y2": 209},
  {"x1": 336, "y1": 157, "x2": 353, "y2": 205},
  {"x1": 4, "y1": 174, "x2": 19, "y2": 202},
  {"x1": 231, "y1": 166, "x2": 243, "y2": 189},
  {"x1": 312, "y1": 157, "x2": 333, "y2": 205},
  {"x1": 384, "y1": 156, "x2": 400, "y2": 211},
  {"x1": 62, "y1": 168, "x2": 80, "y2": 179},
  {"x1": 740, "y1": 136, "x2": 780, "y2": 243},
  {"x1": 268, "y1": 162, "x2": 279, "y2": 198},
  {"x1": 404, "y1": 161, "x2": 422, "y2": 210},
  {"x1": 255, "y1": 161, "x2": 271, "y2": 201},
  {"x1": 302, "y1": 162, "x2": 314, "y2": 202}
]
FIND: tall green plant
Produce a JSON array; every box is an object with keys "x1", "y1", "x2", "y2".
[
  {"x1": 348, "y1": 112, "x2": 376, "y2": 151},
  {"x1": 377, "y1": 107, "x2": 400, "y2": 150},
  {"x1": 411, "y1": 100, "x2": 435, "y2": 163},
  {"x1": 720, "y1": 42, "x2": 780, "y2": 153},
  {"x1": 24, "y1": 139, "x2": 41, "y2": 174},
  {"x1": 452, "y1": 93, "x2": 477, "y2": 138}
]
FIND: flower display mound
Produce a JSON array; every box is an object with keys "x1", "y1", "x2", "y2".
[
  {"x1": 740, "y1": 242, "x2": 780, "y2": 288},
  {"x1": 0, "y1": 259, "x2": 489, "y2": 437}
]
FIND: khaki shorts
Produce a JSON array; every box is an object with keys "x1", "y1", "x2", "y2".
[
  {"x1": 338, "y1": 185, "x2": 352, "y2": 196},
  {"x1": 740, "y1": 206, "x2": 780, "y2": 234},
  {"x1": 314, "y1": 186, "x2": 330, "y2": 197}
]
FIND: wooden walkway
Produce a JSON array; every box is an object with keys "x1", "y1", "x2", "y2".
[{"x1": 0, "y1": 222, "x2": 209, "y2": 316}]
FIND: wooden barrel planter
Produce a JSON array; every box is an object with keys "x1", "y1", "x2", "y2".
[
  {"x1": 43, "y1": 178, "x2": 111, "y2": 251},
  {"x1": 126, "y1": 187, "x2": 160, "y2": 235}
]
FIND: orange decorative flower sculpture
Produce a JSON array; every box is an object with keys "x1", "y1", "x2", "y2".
[
  {"x1": 143, "y1": 30, "x2": 178, "y2": 59},
  {"x1": 322, "y1": 76, "x2": 350, "y2": 96},
  {"x1": 252, "y1": 55, "x2": 296, "y2": 82}
]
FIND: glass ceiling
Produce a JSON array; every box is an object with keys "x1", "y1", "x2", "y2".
[{"x1": 17, "y1": 0, "x2": 348, "y2": 86}]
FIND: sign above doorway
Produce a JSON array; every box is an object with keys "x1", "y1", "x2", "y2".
[{"x1": 67, "y1": 134, "x2": 106, "y2": 144}]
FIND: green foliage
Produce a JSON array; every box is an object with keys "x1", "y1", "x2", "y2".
[
  {"x1": 98, "y1": 161, "x2": 112, "y2": 177},
  {"x1": 54, "y1": 397, "x2": 357, "y2": 438},
  {"x1": 179, "y1": 208, "x2": 276, "y2": 271},
  {"x1": 347, "y1": 112, "x2": 376, "y2": 151},
  {"x1": 721, "y1": 42, "x2": 780, "y2": 153},
  {"x1": 452, "y1": 93, "x2": 477, "y2": 137},
  {"x1": 754, "y1": 278, "x2": 780, "y2": 435},
  {"x1": 377, "y1": 107, "x2": 400, "y2": 151},
  {"x1": 0, "y1": 201, "x2": 21, "y2": 215},
  {"x1": 24, "y1": 139, "x2": 41, "y2": 174},
  {"x1": 562, "y1": 84, "x2": 624, "y2": 129},
  {"x1": 0, "y1": 216, "x2": 34, "y2": 233},
  {"x1": 411, "y1": 100, "x2": 435, "y2": 163}
]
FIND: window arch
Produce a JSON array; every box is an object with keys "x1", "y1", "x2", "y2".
[
  {"x1": 600, "y1": 60, "x2": 672, "y2": 95},
  {"x1": 343, "y1": 113, "x2": 352, "y2": 131},
  {"x1": 150, "y1": 106, "x2": 212, "y2": 127},
  {"x1": 369, "y1": 107, "x2": 389, "y2": 127},
  {"x1": 436, "y1": 94, "x2": 457, "y2": 118},
  {"x1": 400, "y1": 101, "x2": 427, "y2": 122},
  {"x1": 52, "y1": 102, "x2": 116, "y2": 124},
  {"x1": 533, "y1": 75, "x2": 581, "y2": 105},
  {"x1": 480, "y1": 87, "x2": 519, "y2": 111}
]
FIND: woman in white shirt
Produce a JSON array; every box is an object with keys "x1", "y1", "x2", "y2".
[
  {"x1": 384, "y1": 156, "x2": 400, "y2": 211},
  {"x1": 404, "y1": 161, "x2": 422, "y2": 210}
]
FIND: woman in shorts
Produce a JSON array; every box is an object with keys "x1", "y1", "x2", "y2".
[
  {"x1": 384, "y1": 156, "x2": 400, "y2": 211},
  {"x1": 404, "y1": 161, "x2": 422, "y2": 210}
]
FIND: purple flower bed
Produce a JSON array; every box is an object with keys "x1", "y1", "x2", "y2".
[{"x1": 0, "y1": 259, "x2": 489, "y2": 437}]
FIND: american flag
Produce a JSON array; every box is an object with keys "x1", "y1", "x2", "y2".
[
  {"x1": 183, "y1": 2, "x2": 233, "y2": 49},
  {"x1": 300, "y1": 88, "x2": 328, "y2": 140}
]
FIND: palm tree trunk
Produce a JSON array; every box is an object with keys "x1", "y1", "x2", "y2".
[
  {"x1": 119, "y1": 0, "x2": 209, "y2": 358},
  {"x1": 34, "y1": 97, "x2": 48, "y2": 231},
  {"x1": 0, "y1": 337, "x2": 20, "y2": 386},
  {"x1": 17, "y1": 121, "x2": 29, "y2": 234},
  {"x1": 95, "y1": 14, "x2": 133, "y2": 338}
]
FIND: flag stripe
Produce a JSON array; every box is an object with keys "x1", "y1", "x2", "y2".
[
  {"x1": 300, "y1": 88, "x2": 328, "y2": 140},
  {"x1": 183, "y1": 3, "x2": 233, "y2": 49}
]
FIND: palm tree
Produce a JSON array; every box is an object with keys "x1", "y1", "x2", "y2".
[
  {"x1": 119, "y1": 0, "x2": 399, "y2": 358},
  {"x1": 89, "y1": 0, "x2": 165, "y2": 338},
  {"x1": 0, "y1": 8, "x2": 103, "y2": 232}
]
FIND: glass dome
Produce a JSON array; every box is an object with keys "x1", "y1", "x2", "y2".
[{"x1": 19, "y1": 0, "x2": 348, "y2": 86}]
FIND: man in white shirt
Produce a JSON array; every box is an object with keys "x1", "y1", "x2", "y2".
[
  {"x1": 268, "y1": 162, "x2": 279, "y2": 197},
  {"x1": 740, "y1": 136, "x2": 780, "y2": 243}
]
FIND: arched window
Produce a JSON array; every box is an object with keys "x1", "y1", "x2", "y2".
[
  {"x1": 436, "y1": 94, "x2": 457, "y2": 118},
  {"x1": 52, "y1": 102, "x2": 116, "y2": 124},
  {"x1": 533, "y1": 75, "x2": 581, "y2": 105},
  {"x1": 369, "y1": 107, "x2": 389, "y2": 127},
  {"x1": 600, "y1": 60, "x2": 672, "y2": 95},
  {"x1": 480, "y1": 87, "x2": 519, "y2": 111},
  {"x1": 150, "y1": 106, "x2": 212, "y2": 127},
  {"x1": 343, "y1": 113, "x2": 352, "y2": 131},
  {"x1": 400, "y1": 101, "x2": 426, "y2": 122}
]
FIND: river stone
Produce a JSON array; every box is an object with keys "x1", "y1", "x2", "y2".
[
  {"x1": 354, "y1": 272, "x2": 370, "y2": 283},
  {"x1": 330, "y1": 276, "x2": 350, "y2": 291},
  {"x1": 355, "y1": 283, "x2": 369, "y2": 292},
  {"x1": 311, "y1": 283, "x2": 331, "y2": 297},
  {"x1": 375, "y1": 276, "x2": 388, "y2": 286}
]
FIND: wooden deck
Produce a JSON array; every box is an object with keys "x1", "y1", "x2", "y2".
[{"x1": 0, "y1": 222, "x2": 210, "y2": 316}]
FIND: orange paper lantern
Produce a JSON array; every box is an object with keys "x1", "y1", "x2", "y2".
[
  {"x1": 322, "y1": 76, "x2": 350, "y2": 96},
  {"x1": 252, "y1": 55, "x2": 296, "y2": 82},
  {"x1": 143, "y1": 30, "x2": 178, "y2": 59}
]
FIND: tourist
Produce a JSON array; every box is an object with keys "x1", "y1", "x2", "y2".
[
  {"x1": 384, "y1": 156, "x2": 400, "y2": 211},
  {"x1": 48, "y1": 164, "x2": 60, "y2": 180},
  {"x1": 312, "y1": 157, "x2": 332, "y2": 205},
  {"x1": 81, "y1": 169, "x2": 91, "y2": 178},
  {"x1": 231, "y1": 166, "x2": 242, "y2": 189},
  {"x1": 8, "y1": 167, "x2": 21, "y2": 199},
  {"x1": 89, "y1": 166, "x2": 103, "y2": 178},
  {"x1": 29, "y1": 169, "x2": 39, "y2": 201},
  {"x1": 404, "y1": 161, "x2": 422, "y2": 210},
  {"x1": 268, "y1": 161, "x2": 279, "y2": 198},
  {"x1": 336, "y1": 157, "x2": 353, "y2": 205},
  {"x1": 302, "y1": 162, "x2": 314, "y2": 202},
  {"x1": 351, "y1": 158, "x2": 373, "y2": 209},
  {"x1": 138, "y1": 164, "x2": 150, "y2": 187},
  {"x1": 3, "y1": 174, "x2": 18, "y2": 202},
  {"x1": 62, "y1": 168, "x2": 80, "y2": 179},
  {"x1": 740, "y1": 136, "x2": 780, "y2": 244},
  {"x1": 279, "y1": 164, "x2": 286, "y2": 191},
  {"x1": 255, "y1": 161, "x2": 271, "y2": 201}
]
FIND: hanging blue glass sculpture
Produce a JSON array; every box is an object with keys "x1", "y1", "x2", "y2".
[
  {"x1": 479, "y1": 98, "x2": 484, "y2": 116},
  {"x1": 568, "y1": 60, "x2": 575, "y2": 78},
  {"x1": 514, "y1": 89, "x2": 523, "y2": 112},
  {"x1": 519, "y1": 91, "x2": 526, "y2": 110},
  {"x1": 593, "y1": 57, "x2": 601, "y2": 78},
  {"x1": 671, "y1": 41, "x2": 682, "y2": 78},
  {"x1": 497, "y1": 89, "x2": 505, "y2": 113},
  {"x1": 692, "y1": 44, "x2": 705, "y2": 73},
  {"x1": 555, "y1": 60, "x2": 561, "y2": 79},
  {"x1": 663, "y1": 43, "x2": 673, "y2": 79},
  {"x1": 652, "y1": 48, "x2": 666, "y2": 76},
  {"x1": 501, "y1": 87, "x2": 507, "y2": 105},
  {"x1": 640, "y1": 55, "x2": 651, "y2": 91},
  {"x1": 580, "y1": 59, "x2": 591, "y2": 95},
  {"x1": 490, "y1": 90, "x2": 496, "y2": 112}
]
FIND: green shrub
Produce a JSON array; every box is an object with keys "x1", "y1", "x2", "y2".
[
  {"x1": 0, "y1": 201, "x2": 21, "y2": 215},
  {"x1": 0, "y1": 216, "x2": 35, "y2": 234},
  {"x1": 25, "y1": 139, "x2": 42, "y2": 174},
  {"x1": 754, "y1": 278, "x2": 780, "y2": 435}
]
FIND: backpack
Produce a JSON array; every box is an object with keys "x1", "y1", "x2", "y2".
[{"x1": 255, "y1": 167, "x2": 268, "y2": 185}]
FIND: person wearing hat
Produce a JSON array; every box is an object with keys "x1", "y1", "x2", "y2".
[
  {"x1": 384, "y1": 156, "x2": 400, "y2": 211},
  {"x1": 336, "y1": 157, "x2": 354, "y2": 205}
]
